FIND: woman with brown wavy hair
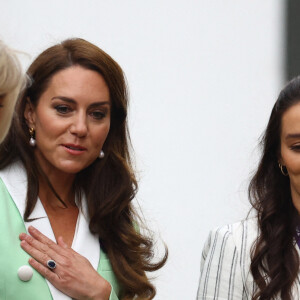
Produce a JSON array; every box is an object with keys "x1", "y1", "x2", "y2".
[
  {"x1": 197, "y1": 76, "x2": 300, "y2": 300},
  {"x1": 0, "y1": 38, "x2": 166, "y2": 300}
]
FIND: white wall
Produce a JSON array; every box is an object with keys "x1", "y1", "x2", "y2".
[{"x1": 1, "y1": 1, "x2": 284, "y2": 299}]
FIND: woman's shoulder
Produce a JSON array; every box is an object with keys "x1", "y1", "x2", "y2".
[
  {"x1": 0, "y1": 160, "x2": 26, "y2": 181},
  {"x1": 0, "y1": 160, "x2": 28, "y2": 203},
  {"x1": 212, "y1": 217, "x2": 257, "y2": 232},
  {"x1": 203, "y1": 218, "x2": 259, "y2": 259},
  {"x1": 208, "y1": 217, "x2": 257, "y2": 239},
  {"x1": 198, "y1": 218, "x2": 258, "y2": 299}
]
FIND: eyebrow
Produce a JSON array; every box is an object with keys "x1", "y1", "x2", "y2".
[
  {"x1": 285, "y1": 133, "x2": 300, "y2": 140},
  {"x1": 51, "y1": 96, "x2": 110, "y2": 107}
]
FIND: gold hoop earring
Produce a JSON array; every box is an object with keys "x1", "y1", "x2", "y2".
[{"x1": 278, "y1": 163, "x2": 288, "y2": 176}]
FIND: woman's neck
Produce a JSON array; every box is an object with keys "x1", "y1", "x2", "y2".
[{"x1": 37, "y1": 164, "x2": 76, "y2": 210}]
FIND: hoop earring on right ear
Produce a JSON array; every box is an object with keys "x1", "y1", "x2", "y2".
[
  {"x1": 278, "y1": 163, "x2": 288, "y2": 176},
  {"x1": 29, "y1": 128, "x2": 36, "y2": 147}
]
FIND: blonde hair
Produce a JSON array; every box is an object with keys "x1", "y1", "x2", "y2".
[{"x1": 0, "y1": 40, "x2": 24, "y2": 143}]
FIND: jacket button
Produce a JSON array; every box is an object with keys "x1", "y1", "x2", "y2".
[{"x1": 18, "y1": 265, "x2": 33, "y2": 281}]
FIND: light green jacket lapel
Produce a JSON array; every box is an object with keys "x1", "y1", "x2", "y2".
[{"x1": 0, "y1": 178, "x2": 120, "y2": 299}]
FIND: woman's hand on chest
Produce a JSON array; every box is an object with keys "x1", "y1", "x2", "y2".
[{"x1": 19, "y1": 226, "x2": 111, "y2": 300}]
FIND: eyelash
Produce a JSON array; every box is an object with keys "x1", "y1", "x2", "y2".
[
  {"x1": 290, "y1": 145, "x2": 300, "y2": 151},
  {"x1": 55, "y1": 105, "x2": 71, "y2": 114},
  {"x1": 54, "y1": 105, "x2": 107, "y2": 120},
  {"x1": 89, "y1": 111, "x2": 106, "y2": 120}
]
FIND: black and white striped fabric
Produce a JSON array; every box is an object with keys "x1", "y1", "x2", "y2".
[{"x1": 197, "y1": 218, "x2": 300, "y2": 300}]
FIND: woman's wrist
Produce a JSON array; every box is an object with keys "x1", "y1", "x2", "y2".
[{"x1": 89, "y1": 277, "x2": 111, "y2": 300}]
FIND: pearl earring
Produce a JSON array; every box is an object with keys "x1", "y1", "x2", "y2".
[
  {"x1": 29, "y1": 128, "x2": 36, "y2": 147},
  {"x1": 99, "y1": 150, "x2": 105, "y2": 159}
]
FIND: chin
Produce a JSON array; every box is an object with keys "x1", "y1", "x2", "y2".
[
  {"x1": 54, "y1": 156, "x2": 98, "y2": 174},
  {"x1": 58, "y1": 162, "x2": 88, "y2": 174}
]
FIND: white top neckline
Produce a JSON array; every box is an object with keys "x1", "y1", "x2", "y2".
[{"x1": 0, "y1": 161, "x2": 100, "y2": 300}]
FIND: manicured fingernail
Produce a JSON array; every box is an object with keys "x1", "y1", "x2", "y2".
[
  {"x1": 29, "y1": 226, "x2": 36, "y2": 232},
  {"x1": 19, "y1": 233, "x2": 26, "y2": 239}
]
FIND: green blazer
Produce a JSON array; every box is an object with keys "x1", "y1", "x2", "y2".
[{"x1": 0, "y1": 162, "x2": 121, "y2": 300}]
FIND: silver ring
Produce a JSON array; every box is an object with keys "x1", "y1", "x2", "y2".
[{"x1": 47, "y1": 259, "x2": 56, "y2": 270}]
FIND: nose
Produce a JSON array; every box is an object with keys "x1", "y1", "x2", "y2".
[{"x1": 69, "y1": 112, "x2": 88, "y2": 138}]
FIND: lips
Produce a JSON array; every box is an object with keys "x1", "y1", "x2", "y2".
[{"x1": 62, "y1": 144, "x2": 87, "y2": 152}]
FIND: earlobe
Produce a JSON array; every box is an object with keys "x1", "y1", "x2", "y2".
[{"x1": 24, "y1": 98, "x2": 36, "y2": 128}]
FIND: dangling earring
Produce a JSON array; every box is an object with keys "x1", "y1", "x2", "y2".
[
  {"x1": 29, "y1": 128, "x2": 36, "y2": 147},
  {"x1": 99, "y1": 150, "x2": 105, "y2": 159},
  {"x1": 278, "y1": 162, "x2": 288, "y2": 176}
]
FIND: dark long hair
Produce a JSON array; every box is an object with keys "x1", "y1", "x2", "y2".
[
  {"x1": 249, "y1": 76, "x2": 300, "y2": 299},
  {"x1": 0, "y1": 38, "x2": 167, "y2": 300}
]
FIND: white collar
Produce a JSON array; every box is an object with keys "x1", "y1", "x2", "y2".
[{"x1": 0, "y1": 161, "x2": 100, "y2": 300}]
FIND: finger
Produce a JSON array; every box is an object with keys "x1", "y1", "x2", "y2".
[
  {"x1": 19, "y1": 233, "x2": 64, "y2": 265},
  {"x1": 27, "y1": 227, "x2": 70, "y2": 257},
  {"x1": 21, "y1": 240, "x2": 53, "y2": 267},
  {"x1": 28, "y1": 258, "x2": 60, "y2": 284},
  {"x1": 28, "y1": 226, "x2": 60, "y2": 251},
  {"x1": 57, "y1": 236, "x2": 69, "y2": 249},
  {"x1": 19, "y1": 232, "x2": 56, "y2": 256},
  {"x1": 19, "y1": 233, "x2": 52, "y2": 255},
  {"x1": 57, "y1": 236, "x2": 78, "y2": 256}
]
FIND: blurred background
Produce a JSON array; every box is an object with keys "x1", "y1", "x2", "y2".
[{"x1": 1, "y1": 0, "x2": 296, "y2": 299}]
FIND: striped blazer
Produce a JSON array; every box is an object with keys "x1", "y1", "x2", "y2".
[{"x1": 197, "y1": 218, "x2": 300, "y2": 300}]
